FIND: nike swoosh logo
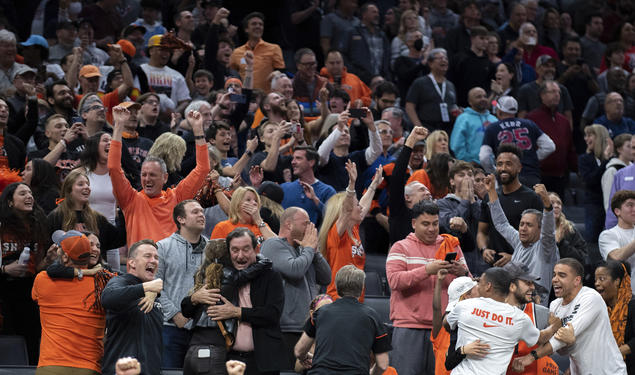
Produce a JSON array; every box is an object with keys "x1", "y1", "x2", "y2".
[{"x1": 483, "y1": 323, "x2": 499, "y2": 328}]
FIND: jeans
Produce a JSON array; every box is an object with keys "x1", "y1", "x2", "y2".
[{"x1": 162, "y1": 325, "x2": 193, "y2": 369}]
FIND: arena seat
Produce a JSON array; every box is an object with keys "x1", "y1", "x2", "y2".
[{"x1": 0, "y1": 336, "x2": 28, "y2": 366}]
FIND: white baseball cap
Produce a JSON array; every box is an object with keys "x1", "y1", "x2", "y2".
[
  {"x1": 496, "y1": 96, "x2": 518, "y2": 115},
  {"x1": 446, "y1": 276, "x2": 477, "y2": 312}
]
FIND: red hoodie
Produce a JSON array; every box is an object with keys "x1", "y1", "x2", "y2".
[{"x1": 386, "y1": 233, "x2": 466, "y2": 329}]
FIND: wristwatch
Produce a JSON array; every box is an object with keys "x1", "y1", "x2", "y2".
[
  {"x1": 530, "y1": 350, "x2": 539, "y2": 360},
  {"x1": 77, "y1": 268, "x2": 83, "y2": 280}
]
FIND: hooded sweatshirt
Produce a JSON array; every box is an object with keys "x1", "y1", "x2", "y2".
[
  {"x1": 450, "y1": 108, "x2": 497, "y2": 163},
  {"x1": 156, "y1": 232, "x2": 207, "y2": 328},
  {"x1": 386, "y1": 233, "x2": 466, "y2": 329},
  {"x1": 602, "y1": 157, "x2": 630, "y2": 210}
]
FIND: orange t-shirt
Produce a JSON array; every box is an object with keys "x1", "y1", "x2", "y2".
[
  {"x1": 32, "y1": 271, "x2": 105, "y2": 372},
  {"x1": 210, "y1": 220, "x2": 269, "y2": 251},
  {"x1": 431, "y1": 328, "x2": 451, "y2": 375},
  {"x1": 324, "y1": 223, "x2": 365, "y2": 301}
]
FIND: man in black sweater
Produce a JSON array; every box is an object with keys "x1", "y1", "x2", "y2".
[{"x1": 101, "y1": 239, "x2": 164, "y2": 375}]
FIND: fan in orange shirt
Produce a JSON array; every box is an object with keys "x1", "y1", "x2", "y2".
[{"x1": 318, "y1": 160, "x2": 383, "y2": 301}]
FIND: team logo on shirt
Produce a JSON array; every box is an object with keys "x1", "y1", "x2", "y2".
[
  {"x1": 561, "y1": 303, "x2": 580, "y2": 325},
  {"x1": 352, "y1": 243, "x2": 364, "y2": 257}
]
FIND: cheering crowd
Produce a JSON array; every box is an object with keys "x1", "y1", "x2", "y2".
[{"x1": 0, "y1": 0, "x2": 635, "y2": 373}]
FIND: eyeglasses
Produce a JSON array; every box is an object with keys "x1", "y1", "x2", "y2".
[
  {"x1": 87, "y1": 105, "x2": 105, "y2": 112},
  {"x1": 144, "y1": 100, "x2": 159, "y2": 106}
]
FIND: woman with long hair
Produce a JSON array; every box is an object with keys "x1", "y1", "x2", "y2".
[
  {"x1": 21, "y1": 158, "x2": 60, "y2": 214},
  {"x1": 579, "y1": 124, "x2": 613, "y2": 241},
  {"x1": 548, "y1": 192, "x2": 587, "y2": 265},
  {"x1": 148, "y1": 132, "x2": 187, "y2": 189},
  {"x1": 47, "y1": 169, "x2": 126, "y2": 258},
  {"x1": 210, "y1": 186, "x2": 276, "y2": 245},
  {"x1": 426, "y1": 152, "x2": 454, "y2": 199},
  {"x1": 594, "y1": 260, "x2": 634, "y2": 370},
  {"x1": 0, "y1": 182, "x2": 53, "y2": 364},
  {"x1": 318, "y1": 161, "x2": 382, "y2": 300}
]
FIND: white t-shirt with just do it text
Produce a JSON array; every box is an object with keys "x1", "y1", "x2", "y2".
[
  {"x1": 549, "y1": 287, "x2": 626, "y2": 375},
  {"x1": 446, "y1": 297, "x2": 540, "y2": 375}
]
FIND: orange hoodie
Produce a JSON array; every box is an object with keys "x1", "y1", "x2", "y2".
[
  {"x1": 107, "y1": 140, "x2": 210, "y2": 244},
  {"x1": 319, "y1": 67, "x2": 372, "y2": 107}
]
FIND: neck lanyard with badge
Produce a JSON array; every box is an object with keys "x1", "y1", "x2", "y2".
[{"x1": 429, "y1": 73, "x2": 449, "y2": 122}]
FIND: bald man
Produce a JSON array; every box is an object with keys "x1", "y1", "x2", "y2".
[{"x1": 450, "y1": 87, "x2": 498, "y2": 163}]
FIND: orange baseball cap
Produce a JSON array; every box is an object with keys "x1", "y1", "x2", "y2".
[
  {"x1": 108, "y1": 39, "x2": 136, "y2": 58},
  {"x1": 79, "y1": 65, "x2": 101, "y2": 78},
  {"x1": 52, "y1": 230, "x2": 91, "y2": 262},
  {"x1": 120, "y1": 101, "x2": 141, "y2": 110}
]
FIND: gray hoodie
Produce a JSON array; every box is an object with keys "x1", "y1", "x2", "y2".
[
  {"x1": 489, "y1": 199, "x2": 558, "y2": 304},
  {"x1": 260, "y1": 237, "x2": 331, "y2": 332},
  {"x1": 156, "y1": 232, "x2": 207, "y2": 329}
]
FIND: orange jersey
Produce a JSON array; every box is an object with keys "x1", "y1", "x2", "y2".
[
  {"x1": 210, "y1": 220, "x2": 269, "y2": 251},
  {"x1": 431, "y1": 327, "x2": 451, "y2": 375},
  {"x1": 324, "y1": 223, "x2": 365, "y2": 301}
]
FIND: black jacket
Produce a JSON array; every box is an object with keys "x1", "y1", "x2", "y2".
[
  {"x1": 389, "y1": 145, "x2": 414, "y2": 244},
  {"x1": 101, "y1": 273, "x2": 163, "y2": 375},
  {"x1": 2, "y1": 130, "x2": 26, "y2": 171}
]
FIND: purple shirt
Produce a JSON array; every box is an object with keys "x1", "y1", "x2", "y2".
[{"x1": 605, "y1": 163, "x2": 635, "y2": 228}]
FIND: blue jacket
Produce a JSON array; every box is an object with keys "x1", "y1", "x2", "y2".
[{"x1": 450, "y1": 107, "x2": 497, "y2": 162}]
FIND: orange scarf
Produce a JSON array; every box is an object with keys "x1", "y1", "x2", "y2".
[{"x1": 608, "y1": 264, "x2": 632, "y2": 347}]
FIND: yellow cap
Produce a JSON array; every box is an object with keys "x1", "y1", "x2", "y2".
[{"x1": 147, "y1": 34, "x2": 163, "y2": 48}]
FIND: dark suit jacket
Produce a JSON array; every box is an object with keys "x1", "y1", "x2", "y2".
[
  {"x1": 343, "y1": 25, "x2": 391, "y2": 84},
  {"x1": 240, "y1": 268, "x2": 286, "y2": 372}
]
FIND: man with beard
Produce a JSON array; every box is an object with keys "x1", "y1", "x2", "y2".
[
  {"x1": 33, "y1": 80, "x2": 79, "y2": 149},
  {"x1": 140, "y1": 35, "x2": 191, "y2": 115},
  {"x1": 261, "y1": 207, "x2": 332, "y2": 370},
  {"x1": 450, "y1": 87, "x2": 497, "y2": 163},
  {"x1": 101, "y1": 239, "x2": 165, "y2": 375},
  {"x1": 280, "y1": 147, "x2": 336, "y2": 224},
  {"x1": 512, "y1": 258, "x2": 627, "y2": 375},
  {"x1": 259, "y1": 91, "x2": 287, "y2": 126},
  {"x1": 477, "y1": 143, "x2": 544, "y2": 269},
  {"x1": 486, "y1": 175, "x2": 558, "y2": 304},
  {"x1": 479, "y1": 96, "x2": 555, "y2": 188},
  {"x1": 342, "y1": 3, "x2": 390, "y2": 84},
  {"x1": 229, "y1": 12, "x2": 285, "y2": 92},
  {"x1": 503, "y1": 262, "x2": 555, "y2": 374},
  {"x1": 293, "y1": 48, "x2": 329, "y2": 118},
  {"x1": 517, "y1": 55, "x2": 573, "y2": 126}
]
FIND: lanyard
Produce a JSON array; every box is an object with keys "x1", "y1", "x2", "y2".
[{"x1": 428, "y1": 74, "x2": 446, "y2": 102}]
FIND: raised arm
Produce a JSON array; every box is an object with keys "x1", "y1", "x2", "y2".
[
  {"x1": 534, "y1": 184, "x2": 557, "y2": 257},
  {"x1": 260, "y1": 123, "x2": 288, "y2": 172},
  {"x1": 107, "y1": 106, "x2": 138, "y2": 207},
  {"x1": 485, "y1": 174, "x2": 521, "y2": 248},
  {"x1": 432, "y1": 269, "x2": 448, "y2": 338},
  {"x1": 359, "y1": 165, "x2": 383, "y2": 218},
  {"x1": 109, "y1": 44, "x2": 133, "y2": 101},
  {"x1": 336, "y1": 160, "x2": 357, "y2": 237},
  {"x1": 317, "y1": 111, "x2": 348, "y2": 165},
  {"x1": 361, "y1": 108, "x2": 381, "y2": 165}
]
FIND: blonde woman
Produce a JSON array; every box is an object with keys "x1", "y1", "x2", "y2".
[
  {"x1": 148, "y1": 132, "x2": 187, "y2": 188},
  {"x1": 318, "y1": 160, "x2": 383, "y2": 300},
  {"x1": 579, "y1": 124, "x2": 613, "y2": 241},
  {"x1": 549, "y1": 192, "x2": 587, "y2": 265},
  {"x1": 391, "y1": 10, "x2": 432, "y2": 65},
  {"x1": 210, "y1": 186, "x2": 276, "y2": 245},
  {"x1": 425, "y1": 130, "x2": 449, "y2": 163}
]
